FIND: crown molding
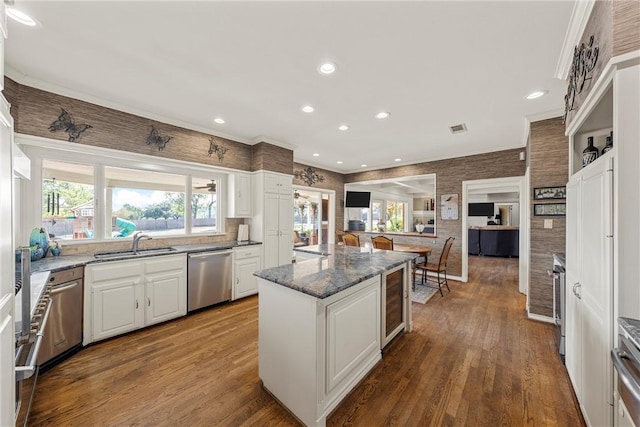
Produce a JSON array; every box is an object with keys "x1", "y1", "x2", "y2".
[
  {"x1": 555, "y1": 0, "x2": 596, "y2": 80},
  {"x1": 4, "y1": 65, "x2": 256, "y2": 146},
  {"x1": 250, "y1": 135, "x2": 297, "y2": 151}
]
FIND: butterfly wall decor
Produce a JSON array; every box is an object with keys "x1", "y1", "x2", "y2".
[
  {"x1": 48, "y1": 108, "x2": 93, "y2": 142},
  {"x1": 146, "y1": 126, "x2": 173, "y2": 151},
  {"x1": 208, "y1": 136, "x2": 228, "y2": 162}
]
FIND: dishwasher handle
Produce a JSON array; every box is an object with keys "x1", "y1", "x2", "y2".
[{"x1": 188, "y1": 250, "x2": 233, "y2": 259}]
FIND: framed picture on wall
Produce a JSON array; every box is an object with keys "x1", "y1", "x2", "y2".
[
  {"x1": 534, "y1": 203, "x2": 566, "y2": 216},
  {"x1": 533, "y1": 186, "x2": 566, "y2": 200}
]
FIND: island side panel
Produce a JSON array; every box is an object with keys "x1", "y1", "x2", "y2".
[{"x1": 258, "y1": 278, "x2": 320, "y2": 426}]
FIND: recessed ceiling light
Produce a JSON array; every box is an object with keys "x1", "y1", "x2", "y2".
[
  {"x1": 213, "y1": 117, "x2": 225, "y2": 124},
  {"x1": 394, "y1": 158, "x2": 402, "y2": 162},
  {"x1": 7, "y1": 8, "x2": 37, "y2": 26},
  {"x1": 312, "y1": 153, "x2": 319, "y2": 157},
  {"x1": 318, "y1": 62, "x2": 337, "y2": 75},
  {"x1": 375, "y1": 112, "x2": 390, "y2": 119},
  {"x1": 526, "y1": 90, "x2": 548, "y2": 100},
  {"x1": 336, "y1": 161, "x2": 343, "y2": 164},
  {"x1": 361, "y1": 164, "x2": 367, "y2": 167},
  {"x1": 302, "y1": 105, "x2": 315, "y2": 113},
  {"x1": 338, "y1": 124, "x2": 350, "y2": 131}
]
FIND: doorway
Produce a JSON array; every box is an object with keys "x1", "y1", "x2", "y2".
[
  {"x1": 462, "y1": 175, "x2": 529, "y2": 296},
  {"x1": 293, "y1": 186, "x2": 336, "y2": 246}
]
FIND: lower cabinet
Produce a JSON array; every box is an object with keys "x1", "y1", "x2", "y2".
[
  {"x1": 233, "y1": 245, "x2": 262, "y2": 300},
  {"x1": 84, "y1": 254, "x2": 187, "y2": 344}
]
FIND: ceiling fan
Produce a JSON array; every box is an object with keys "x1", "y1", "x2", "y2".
[
  {"x1": 194, "y1": 179, "x2": 216, "y2": 192},
  {"x1": 293, "y1": 190, "x2": 310, "y2": 200}
]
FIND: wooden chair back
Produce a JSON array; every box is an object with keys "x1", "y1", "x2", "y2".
[
  {"x1": 342, "y1": 233, "x2": 361, "y2": 247},
  {"x1": 371, "y1": 235, "x2": 393, "y2": 250},
  {"x1": 437, "y1": 237, "x2": 455, "y2": 270}
]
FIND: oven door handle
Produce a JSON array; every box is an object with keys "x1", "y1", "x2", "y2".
[
  {"x1": 612, "y1": 347, "x2": 640, "y2": 402},
  {"x1": 15, "y1": 298, "x2": 52, "y2": 381}
]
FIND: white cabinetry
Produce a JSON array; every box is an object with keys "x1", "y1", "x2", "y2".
[
  {"x1": 233, "y1": 244, "x2": 262, "y2": 300},
  {"x1": 258, "y1": 275, "x2": 381, "y2": 427},
  {"x1": 227, "y1": 172, "x2": 252, "y2": 218},
  {"x1": 250, "y1": 172, "x2": 293, "y2": 269},
  {"x1": 84, "y1": 254, "x2": 187, "y2": 344},
  {"x1": 566, "y1": 153, "x2": 613, "y2": 427}
]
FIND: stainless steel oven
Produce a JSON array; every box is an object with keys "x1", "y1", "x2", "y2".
[
  {"x1": 15, "y1": 250, "x2": 52, "y2": 427},
  {"x1": 612, "y1": 333, "x2": 640, "y2": 426}
]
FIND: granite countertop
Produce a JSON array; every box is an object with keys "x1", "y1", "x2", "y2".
[
  {"x1": 619, "y1": 317, "x2": 640, "y2": 348},
  {"x1": 255, "y1": 244, "x2": 415, "y2": 299},
  {"x1": 27, "y1": 240, "x2": 262, "y2": 274}
]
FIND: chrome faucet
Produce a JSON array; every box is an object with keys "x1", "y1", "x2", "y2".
[{"x1": 132, "y1": 231, "x2": 152, "y2": 252}]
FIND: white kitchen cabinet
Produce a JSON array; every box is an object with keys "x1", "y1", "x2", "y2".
[
  {"x1": 566, "y1": 154, "x2": 613, "y2": 427},
  {"x1": 250, "y1": 172, "x2": 293, "y2": 269},
  {"x1": 84, "y1": 254, "x2": 187, "y2": 344},
  {"x1": 227, "y1": 172, "x2": 252, "y2": 218},
  {"x1": 233, "y1": 244, "x2": 262, "y2": 300},
  {"x1": 264, "y1": 173, "x2": 292, "y2": 194},
  {"x1": 259, "y1": 275, "x2": 381, "y2": 427}
]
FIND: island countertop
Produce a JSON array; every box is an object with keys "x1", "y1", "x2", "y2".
[{"x1": 254, "y1": 244, "x2": 414, "y2": 299}]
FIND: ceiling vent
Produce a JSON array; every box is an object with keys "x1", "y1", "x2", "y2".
[{"x1": 449, "y1": 123, "x2": 467, "y2": 134}]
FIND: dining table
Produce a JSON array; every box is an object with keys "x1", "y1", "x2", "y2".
[{"x1": 393, "y1": 243, "x2": 432, "y2": 287}]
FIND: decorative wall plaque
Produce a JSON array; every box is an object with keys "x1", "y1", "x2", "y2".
[
  {"x1": 146, "y1": 126, "x2": 173, "y2": 151},
  {"x1": 563, "y1": 35, "x2": 599, "y2": 123},
  {"x1": 208, "y1": 136, "x2": 228, "y2": 162},
  {"x1": 294, "y1": 166, "x2": 325, "y2": 186},
  {"x1": 48, "y1": 108, "x2": 93, "y2": 142},
  {"x1": 440, "y1": 193, "x2": 458, "y2": 220}
]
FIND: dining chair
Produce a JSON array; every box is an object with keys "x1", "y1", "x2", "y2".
[
  {"x1": 342, "y1": 233, "x2": 361, "y2": 247},
  {"x1": 415, "y1": 237, "x2": 454, "y2": 297},
  {"x1": 371, "y1": 235, "x2": 393, "y2": 250}
]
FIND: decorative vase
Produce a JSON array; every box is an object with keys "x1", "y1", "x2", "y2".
[
  {"x1": 582, "y1": 136, "x2": 599, "y2": 168},
  {"x1": 602, "y1": 132, "x2": 613, "y2": 155},
  {"x1": 50, "y1": 247, "x2": 61, "y2": 256}
]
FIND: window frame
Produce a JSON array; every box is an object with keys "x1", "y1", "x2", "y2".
[{"x1": 18, "y1": 135, "x2": 233, "y2": 245}]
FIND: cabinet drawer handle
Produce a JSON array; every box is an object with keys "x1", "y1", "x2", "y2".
[
  {"x1": 236, "y1": 277, "x2": 239, "y2": 284},
  {"x1": 572, "y1": 283, "x2": 582, "y2": 299},
  {"x1": 135, "y1": 300, "x2": 139, "y2": 309},
  {"x1": 148, "y1": 297, "x2": 151, "y2": 307}
]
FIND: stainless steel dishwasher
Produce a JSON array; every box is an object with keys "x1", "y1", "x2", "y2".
[{"x1": 188, "y1": 250, "x2": 233, "y2": 312}]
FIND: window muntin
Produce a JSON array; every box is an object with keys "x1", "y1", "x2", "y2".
[{"x1": 42, "y1": 160, "x2": 95, "y2": 241}]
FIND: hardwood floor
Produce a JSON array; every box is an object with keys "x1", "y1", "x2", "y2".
[{"x1": 29, "y1": 256, "x2": 584, "y2": 426}]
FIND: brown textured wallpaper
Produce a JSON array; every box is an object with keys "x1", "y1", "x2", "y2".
[
  {"x1": 529, "y1": 118, "x2": 568, "y2": 317},
  {"x1": 345, "y1": 148, "x2": 527, "y2": 278},
  {"x1": 613, "y1": 0, "x2": 640, "y2": 57}
]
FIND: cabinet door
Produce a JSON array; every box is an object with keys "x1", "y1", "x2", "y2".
[
  {"x1": 264, "y1": 173, "x2": 292, "y2": 194},
  {"x1": 565, "y1": 177, "x2": 581, "y2": 394},
  {"x1": 579, "y1": 159, "x2": 613, "y2": 427},
  {"x1": 277, "y1": 194, "x2": 293, "y2": 266},
  {"x1": 234, "y1": 257, "x2": 260, "y2": 299},
  {"x1": 0, "y1": 295, "x2": 14, "y2": 426},
  {"x1": 228, "y1": 173, "x2": 252, "y2": 217},
  {"x1": 145, "y1": 271, "x2": 185, "y2": 325},
  {"x1": 263, "y1": 193, "x2": 281, "y2": 269},
  {"x1": 91, "y1": 278, "x2": 143, "y2": 342}
]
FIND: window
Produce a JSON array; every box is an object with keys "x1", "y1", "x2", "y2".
[
  {"x1": 42, "y1": 160, "x2": 95, "y2": 240},
  {"x1": 106, "y1": 166, "x2": 186, "y2": 238},
  {"x1": 386, "y1": 201, "x2": 406, "y2": 232},
  {"x1": 26, "y1": 141, "x2": 227, "y2": 244}
]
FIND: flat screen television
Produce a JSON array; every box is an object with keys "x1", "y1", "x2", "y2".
[
  {"x1": 468, "y1": 202, "x2": 494, "y2": 217},
  {"x1": 345, "y1": 191, "x2": 371, "y2": 208}
]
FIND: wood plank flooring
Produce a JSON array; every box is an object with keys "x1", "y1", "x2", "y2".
[{"x1": 29, "y1": 256, "x2": 584, "y2": 426}]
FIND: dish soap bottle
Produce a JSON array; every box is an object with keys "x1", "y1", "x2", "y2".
[
  {"x1": 602, "y1": 131, "x2": 613, "y2": 154},
  {"x1": 583, "y1": 136, "x2": 599, "y2": 167}
]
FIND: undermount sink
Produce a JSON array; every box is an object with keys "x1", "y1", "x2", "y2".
[{"x1": 94, "y1": 247, "x2": 177, "y2": 259}]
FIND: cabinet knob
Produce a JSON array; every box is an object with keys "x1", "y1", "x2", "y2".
[
  {"x1": 135, "y1": 300, "x2": 139, "y2": 309},
  {"x1": 148, "y1": 297, "x2": 151, "y2": 307},
  {"x1": 572, "y1": 282, "x2": 582, "y2": 299}
]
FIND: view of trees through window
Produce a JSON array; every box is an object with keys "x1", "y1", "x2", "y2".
[{"x1": 355, "y1": 200, "x2": 406, "y2": 232}]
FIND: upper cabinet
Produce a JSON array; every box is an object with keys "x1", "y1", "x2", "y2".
[
  {"x1": 227, "y1": 172, "x2": 252, "y2": 218},
  {"x1": 264, "y1": 173, "x2": 292, "y2": 195}
]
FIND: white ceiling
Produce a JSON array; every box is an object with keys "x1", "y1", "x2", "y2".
[{"x1": 5, "y1": 1, "x2": 574, "y2": 173}]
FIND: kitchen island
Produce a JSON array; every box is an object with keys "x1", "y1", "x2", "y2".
[{"x1": 254, "y1": 244, "x2": 414, "y2": 426}]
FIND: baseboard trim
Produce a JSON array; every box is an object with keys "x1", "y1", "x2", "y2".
[{"x1": 527, "y1": 312, "x2": 555, "y2": 324}]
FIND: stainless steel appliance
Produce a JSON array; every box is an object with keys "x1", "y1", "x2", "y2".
[
  {"x1": 612, "y1": 332, "x2": 640, "y2": 426},
  {"x1": 550, "y1": 264, "x2": 566, "y2": 361},
  {"x1": 15, "y1": 250, "x2": 52, "y2": 427},
  {"x1": 37, "y1": 267, "x2": 83, "y2": 370},
  {"x1": 188, "y1": 251, "x2": 233, "y2": 312}
]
